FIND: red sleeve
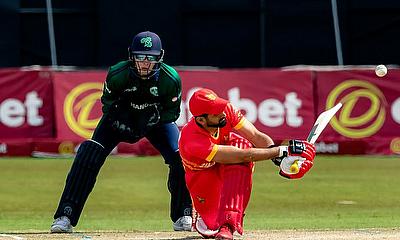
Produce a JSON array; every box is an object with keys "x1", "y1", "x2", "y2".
[
  {"x1": 225, "y1": 103, "x2": 246, "y2": 130},
  {"x1": 182, "y1": 133, "x2": 217, "y2": 162}
]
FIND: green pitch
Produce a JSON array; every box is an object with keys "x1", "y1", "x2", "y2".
[{"x1": 0, "y1": 155, "x2": 399, "y2": 232}]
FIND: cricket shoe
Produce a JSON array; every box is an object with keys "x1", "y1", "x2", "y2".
[
  {"x1": 194, "y1": 215, "x2": 218, "y2": 238},
  {"x1": 215, "y1": 224, "x2": 234, "y2": 240},
  {"x1": 173, "y1": 216, "x2": 192, "y2": 231},
  {"x1": 50, "y1": 216, "x2": 73, "y2": 233}
]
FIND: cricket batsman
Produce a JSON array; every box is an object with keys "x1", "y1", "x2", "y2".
[
  {"x1": 51, "y1": 31, "x2": 192, "y2": 233},
  {"x1": 179, "y1": 88, "x2": 316, "y2": 239}
]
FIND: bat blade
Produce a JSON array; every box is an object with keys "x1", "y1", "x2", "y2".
[
  {"x1": 306, "y1": 103, "x2": 342, "y2": 144},
  {"x1": 281, "y1": 103, "x2": 342, "y2": 175}
]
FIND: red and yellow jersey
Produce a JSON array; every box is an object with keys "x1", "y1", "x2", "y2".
[{"x1": 179, "y1": 103, "x2": 246, "y2": 171}]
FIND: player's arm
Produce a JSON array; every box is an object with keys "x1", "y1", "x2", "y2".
[
  {"x1": 101, "y1": 69, "x2": 122, "y2": 114},
  {"x1": 212, "y1": 145, "x2": 280, "y2": 164},
  {"x1": 159, "y1": 65, "x2": 182, "y2": 123},
  {"x1": 236, "y1": 118, "x2": 274, "y2": 148},
  {"x1": 212, "y1": 139, "x2": 316, "y2": 165}
]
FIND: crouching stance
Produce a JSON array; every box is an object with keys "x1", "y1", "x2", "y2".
[
  {"x1": 179, "y1": 88, "x2": 316, "y2": 239},
  {"x1": 50, "y1": 31, "x2": 192, "y2": 233}
]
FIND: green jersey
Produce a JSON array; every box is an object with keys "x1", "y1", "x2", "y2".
[{"x1": 101, "y1": 60, "x2": 182, "y2": 123}]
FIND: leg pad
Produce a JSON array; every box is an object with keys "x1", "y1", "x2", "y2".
[
  {"x1": 54, "y1": 140, "x2": 107, "y2": 226},
  {"x1": 218, "y1": 163, "x2": 253, "y2": 235}
]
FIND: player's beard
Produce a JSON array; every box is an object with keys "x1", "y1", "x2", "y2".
[{"x1": 206, "y1": 117, "x2": 227, "y2": 128}]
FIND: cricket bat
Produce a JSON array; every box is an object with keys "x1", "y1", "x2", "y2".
[
  {"x1": 281, "y1": 103, "x2": 342, "y2": 174},
  {"x1": 306, "y1": 102, "x2": 343, "y2": 144}
]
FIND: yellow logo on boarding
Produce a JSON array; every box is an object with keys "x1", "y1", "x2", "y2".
[
  {"x1": 326, "y1": 80, "x2": 387, "y2": 138},
  {"x1": 58, "y1": 141, "x2": 75, "y2": 154},
  {"x1": 64, "y1": 82, "x2": 103, "y2": 138},
  {"x1": 390, "y1": 138, "x2": 400, "y2": 154}
]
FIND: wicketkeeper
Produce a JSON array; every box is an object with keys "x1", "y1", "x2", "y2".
[
  {"x1": 179, "y1": 88, "x2": 316, "y2": 240},
  {"x1": 51, "y1": 31, "x2": 192, "y2": 233}
]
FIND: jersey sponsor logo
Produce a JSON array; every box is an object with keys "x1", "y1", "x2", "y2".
[
  {"x1": 150, "y1": 86, "x2": 158, "y2": 96},
  {"x1": 141, "y1": 37, "x2": 153, "y2": 47},
  {"x1": 130, "y1": 102, "x2": 158, "y2": 110},
  {"x1": 124, "y1": 86, "x2": 137, "y2": 92},
  {"x1": 64, "y1": 82, "x2": 103, "y2": 139},
  {"x1": 327, "y1": 80, "x2": 386, "y2": 138}
]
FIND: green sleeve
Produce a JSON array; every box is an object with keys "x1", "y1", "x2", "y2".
[
  {"x1": 100, "y1": 61, "x2": 130, "y2": 114},
  {"x1": 101, "y1": 70, "x2": 116, "y2": 114},
  {"x1": 159, "y1": 63, "x2": 182, "y2": 123}
]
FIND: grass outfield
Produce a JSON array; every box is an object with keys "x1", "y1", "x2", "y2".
[{"x1": 0, "y1": 155, "x2": 399, "y2": 233}]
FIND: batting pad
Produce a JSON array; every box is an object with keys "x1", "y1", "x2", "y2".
[{"x1": 218, "y1": 163, "x2": 253, "y2": 235}]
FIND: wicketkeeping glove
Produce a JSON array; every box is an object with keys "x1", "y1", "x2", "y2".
[{"x1": 107, "y1": 99, "x2": 160, "y2": 142}]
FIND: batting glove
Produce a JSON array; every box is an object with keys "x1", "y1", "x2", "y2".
[
  {"x1": 278, "y1": 140, "x2": 316, "y2": 161},
  {"x1": 279, "y1": 159, "x2": 313, "y2": 179}
]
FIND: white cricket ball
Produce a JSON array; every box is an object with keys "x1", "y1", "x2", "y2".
[{"x1": 375, "y1": 64, "x2": 387, "y2": 77}]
